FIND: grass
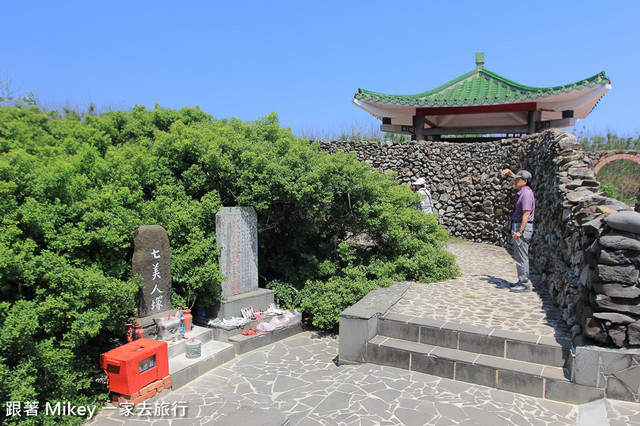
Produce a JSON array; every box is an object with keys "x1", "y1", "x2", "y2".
[
  {"x1": 575, "y1": 128, "x2": 640, "y2": 151},
  {"x1": 575, "y1": 129, "x2": 640, "y2": 206},
  {"x1": 296, "y1": 119, "x2": 409, "y2": 142},
  {"x1": 597, "y1": 160, "x2": 640, "y2": 205}
]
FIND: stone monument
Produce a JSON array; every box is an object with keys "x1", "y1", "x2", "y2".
[
  {"x1": 216, "y1": 206, "x2": 258, "y2": 297},
  {"x1": 132, "y1": 225, "x2": 172, "y2": 318},
  {"x1": 210, "y1": 207, "x2": 273, "y2": 319}
]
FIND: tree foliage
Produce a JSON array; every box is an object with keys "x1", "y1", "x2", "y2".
[{"x1": 0, "y1": 104, "x2": 457, "y2": 422}]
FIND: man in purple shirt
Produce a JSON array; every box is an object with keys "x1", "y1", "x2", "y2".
[{"x1": 501, "y1": 169, "x2": 535, "y2": 292}]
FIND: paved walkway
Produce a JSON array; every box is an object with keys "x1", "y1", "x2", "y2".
[
  {"x1": 91, "y1": 242, "x2": 640, "y2": 425},
  {"x1": 390, "y1": 241, "x2": 571, "y2": 340}
]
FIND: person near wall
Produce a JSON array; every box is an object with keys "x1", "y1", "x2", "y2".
[
  {"x1": 500, "y1": 168, "x2": 535, "y2": 292},
  {"x1": 412, "y1": 177, "x2": 434, "y2": 214}
]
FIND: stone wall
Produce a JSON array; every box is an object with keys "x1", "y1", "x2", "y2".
[
  {"x1": 524, "y1": 134, "x2": 638, "y2": 349},
  {"x1": 583, "y1": 149, "x2": 640, "y2": 163},
  {"x1": 318, "y1": 138, "x2": 530, "y2": 246},
  {"x1": 317, "y1": 131, "x2": 640, "y2": 348}
]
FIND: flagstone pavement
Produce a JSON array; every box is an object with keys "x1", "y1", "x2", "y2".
[{"x1": 91, "y1": 242, "x2": 640, "y2": 425}]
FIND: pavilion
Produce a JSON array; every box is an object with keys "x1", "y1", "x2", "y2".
[{"x1": 353, "y1": 53, "x2": 611, "y2": 140}]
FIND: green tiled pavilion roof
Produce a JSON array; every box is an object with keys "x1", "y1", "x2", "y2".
[{"x1": 354, "y1": 68, "x2": 611, "y2": 107}]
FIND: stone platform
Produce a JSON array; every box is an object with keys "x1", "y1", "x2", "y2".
[
  {"x1": 90, "y1": 241, "x2": 640, "y2": 424},
  {"x1": 340, "y1": 241, "x2": 640, "y2": 404},
  {"x1": 91, "y1": 332, "x2": 640, "y2": 425},
  {"x1": 389, "y1": 241, "x2": 571, "y2": 338}
]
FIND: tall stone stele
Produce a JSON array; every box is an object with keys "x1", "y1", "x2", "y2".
[
  {"x1": 210, "y1": 206, "x2": 273, "y2": 320},
  {"x1": 132, "y1": 225, "x2": 172, "y2": 317},
  {"x1": 216, "y1": 206, "x2": 258, "y2": 298}
]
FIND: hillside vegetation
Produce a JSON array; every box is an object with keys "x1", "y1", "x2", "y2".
[
  {"x1": 580, "y1": 132, "x2": 640, "y2": 205},
  {"x1": 0, "y1": 105, "x2": 457, "y2": 423}
]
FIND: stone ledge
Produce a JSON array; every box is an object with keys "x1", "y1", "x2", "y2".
[
  {"x1": 544, "y1": 379, "x2": 605, "y2": 404},
  {"x1": 371, "y1": 336, "x2": 567, "y2": 380},
  {"x1": 378, "y1": 314, "x2": 569, "y2": 367},
  {"x1": 168, "y1": 340, "x2": 235, "y2": 390},
  {"x1": 573, "y1": 344, "x2": 640, "y2": 402},
  {"x1": 367, "y1": 335, "x2": 585, "y2": 403},
  {"x1": 204, "y1": 288, "x2": 275, "y2": 321},
  {"x1": 228, "y1": 322, "x2": 302, "y2": 355},
  {"x1": 385, "y1": 313, "x2": 571, "y2": 348},
  {"x1": 341, "y1": 282, "x2": 412, "y2": 320},
  {"x1": 339, "y1": 282, "x2": 412, "y2": 364},
  {"x1": 166, "y1": 326, "x2": 214, "y2": 359}
]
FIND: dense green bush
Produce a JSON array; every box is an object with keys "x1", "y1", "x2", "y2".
[{"x1": 0, "y1": 104, "x2": 457, "y2": 423}]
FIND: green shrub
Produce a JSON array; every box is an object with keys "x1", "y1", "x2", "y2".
[
  {"x1": 600, "y1": 181, "x2": 617, "y2": 199},
  {"x1": 266, "y1": 280, "x2": 303, "y2": 311},
  {"x1": 300, "y1": 277, "x2": 384, "y2": 329},
  {"x1": 0, "y1": 104, "x2": 457, "y2": 422}
]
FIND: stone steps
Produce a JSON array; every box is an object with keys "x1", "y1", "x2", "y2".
[
  {"x1": 167, "y1": 326, "x2": 235, "y2": 390},
  {"x1": 366, "y1": 313, "x2": 605, "y2": 404},
  {"x1": 169, "y1": 339, "x2": 236, "y2": 390},
  {"x1": 167, "y1": 325, "x2": 215, "y2": 358},
  {"x1": 166, "y1": 322, "x2": 303, "y2": 390},
  {"x1": 379, "y1": 312, "x2": 571, "y2": 367}
]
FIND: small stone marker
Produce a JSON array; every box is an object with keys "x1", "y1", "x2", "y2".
[
  {"x1": 216, "y1": 207, "x2": 258, "y2": 298},
  {"x1": 132, "y1": 225, "x2": 172, "y2": 317}
]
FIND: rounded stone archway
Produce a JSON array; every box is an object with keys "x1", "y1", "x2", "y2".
[{"x1": 592, "y1": 153, "x2": 640, "y2": 175}]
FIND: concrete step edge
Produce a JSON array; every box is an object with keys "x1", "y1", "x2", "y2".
[
  {"x1": 378, "y1": 315, "x2": 569, "y2": 367},
  {"x1": 168, "y1": 340, "x2": 235, "y2": 390},
  {"x1": 370, "y1": 335, "x2": 569, "y2": 381},
  {"x1": 167, "y1": 326, "x2": 215, "y2": 359},
  {"x1": 228, "y1": 322, "x2": 303, "y2": 355},
  {"x1": 381, "y1": 313, "x2": 571, "y2": 349},
  {"x1": 366, "y1": 335, "x2": 604, "y2": 404}
]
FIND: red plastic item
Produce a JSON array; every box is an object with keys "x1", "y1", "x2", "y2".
[{"x1": 100, "y1": 338, "x2": 169, "y2": 395}]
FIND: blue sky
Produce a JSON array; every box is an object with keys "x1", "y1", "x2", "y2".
[{"x1": 2, "y1": 1, "x2": 639, "y2": 137}]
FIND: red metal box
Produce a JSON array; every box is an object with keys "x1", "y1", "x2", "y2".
[{"x1": 100, "y1": 338, "x2": 169, "y2": 395}]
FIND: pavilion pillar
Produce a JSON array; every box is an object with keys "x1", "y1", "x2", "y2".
[
  {"x1": 527, "y1": 111, "x2": 542, "y2": 134},
  {"x1": 412, "y1": 115, "x2": 425, "y2": 141}
]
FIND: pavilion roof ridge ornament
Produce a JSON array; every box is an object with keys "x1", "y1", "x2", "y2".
[
  {"x1": 475, "y1": 52, "x2": 485, "y2": 70},
  {"x1": 352, "y1": 52, "x2": 611, "y2": 138}
]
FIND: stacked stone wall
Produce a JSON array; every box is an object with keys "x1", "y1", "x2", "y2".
[
  {"x1": 317, "y1": 130, "x2": 640, "y2": 349},
  {"x1": 583, "y1": 150, "x2": 640, "y2": 170},
  {"x1": 318, "y1": 138, "x2": 529, "y2": 245}
]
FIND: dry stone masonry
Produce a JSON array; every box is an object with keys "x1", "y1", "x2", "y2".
[
  {"x1": 317, "y1": 130, "x2": 640, "y2": 348},
  {"x1": 319, "y1": 138, "x2": 525, "y2": 245}
]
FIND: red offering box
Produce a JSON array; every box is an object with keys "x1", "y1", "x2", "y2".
[{"x1": 100, "y1": 338, "x2": 169, "y2": 395}]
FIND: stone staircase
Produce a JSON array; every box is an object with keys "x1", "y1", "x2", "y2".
[{"x1": 365, "y1": 311, "x2": 604, "y2": 404}]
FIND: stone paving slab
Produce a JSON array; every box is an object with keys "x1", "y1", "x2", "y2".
[
  {"x1": 90, "y1": 241, "x2": 640, "y2": 425},
  {"x1": 389, "y1": 241, "x2": 571, "y2": 339},
  {"x1": 90, "y1": 332, "x2": 640, "y2": 425}
]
